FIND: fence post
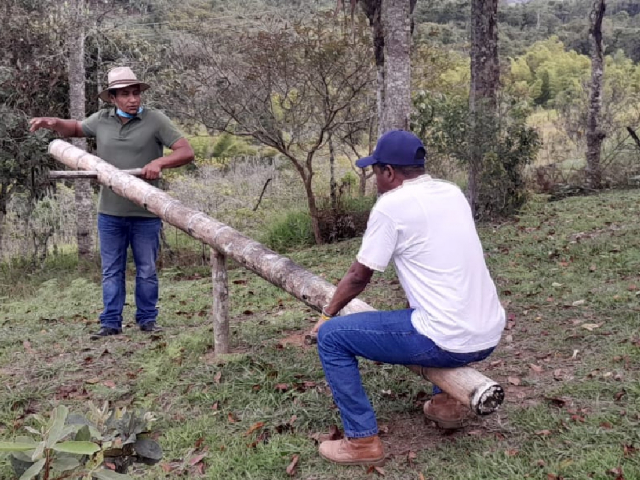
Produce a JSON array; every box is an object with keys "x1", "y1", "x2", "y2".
[{"x1": 210, "y1": 247, "x2": 229, "y2": 355}]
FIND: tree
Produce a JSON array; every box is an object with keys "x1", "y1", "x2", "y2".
[
  {"x1": 0, "y1": 0, "x2": 66, "y2": 257},
  {"x1": 68, "y1": 0, "x2": 95, "y2": 260},
  {"x1": 340, "y1": 0, "x2": 418, "y2": 134},
  {"x1": 586, "y1": 0, "x2": 606, "y2": 189},
  {"x1": 168, "y1": 15, "x2": 375, "y2": 244},
  {"x1": 468, "y1": 0, "x2": 499, "y2": 216}
]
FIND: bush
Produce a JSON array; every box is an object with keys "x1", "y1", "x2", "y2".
[{"x1": 262, "y1": 195, "x2": 376, "y2": 252}]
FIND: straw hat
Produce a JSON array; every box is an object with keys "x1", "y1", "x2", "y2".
[{"x1": 98, "y1": 67, "x2": 150, "y2": 103}]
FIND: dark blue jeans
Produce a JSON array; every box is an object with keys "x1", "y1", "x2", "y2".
[
  {"x1": 98, "y1": 214, "x2": 161, "y2": 330},
  {"x1": 317, "y1": 309, "x2": 494, "y2": 438}
]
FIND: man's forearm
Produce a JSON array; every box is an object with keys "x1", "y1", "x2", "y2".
[
  {"x1": 52, "y1": 119, "x2": 83, "y2": 137},
  {"x1": 155, "y1": 145, "x2": 194, "y2": 170},
  {"x1": 324, "y1": 262, "x2": 374, "y2": 316}
]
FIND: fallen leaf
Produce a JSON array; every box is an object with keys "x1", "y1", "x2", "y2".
[
  {"x1": 600, "y1": 422, "x2": 613, "y2": 429},
  {"x1": 103, "y1": 380, "x2": 116, "y2": 389},
  {"x1": 530, "y1": 364, "x2": 543, "y2": 373},
  {"x1": 535, "y1": 429, "x2": 552, "y2": 436},
  {"x1": 419, "y1": 474, "x2": 426, "y2": 480},
  {"x1": 582, "y1": 323, "x2": 602, "y2": 331},
  {"x1": 285, "y1": 454, "x2": 299, "y2": 476},
  {"x1": 490, "y1": 360, "x2": 503, "y2": 367},
  {"x1": 614, "y1": 390, "x2": 626, "y2": 401},
  {"x1": 188, "y1": 453, "x2": 206, "y2": 466},
  {"x1": 572, "y1": 299, "x2": 585, "y2": 306},
  {"x1": 623, "y1": 444, "x2": 637, "y2": 457},
  {"x1": 214, "y1": 371, "x2": 222, "y2": 384},
  {"x1": 227, "y1": 412, "x2": 237, "y2": 423},
  {"x1": 505, "y1": 449, "x2": 518, "y2": 456},
  {"x1": 194, "y1": 437, "x2": 205, "y2": 449},
  {"x1": 211, "y1": 402, "x2": 219, "y2": 411},
  {"x1": 607, "y1": 467, "x2": 624, "y2": 479},
  {"x1": 508, "y1": 376, "x2": 522, "y2": 386},
  {"x1": 553, "y1": 369, "x2": 563, "y2": 381},
  {"x1": 275, "y1": 383, "x2": 289, "y2": 392},
  {"x1": 546, "y1": 397, "x2": 567, "y2": 408},
  {"x1": 23, "y1": 340, "x2": 35, "y2": 354},
  {"x1": 407, "y1": 451, "x2": 417, "y2": 464},
  {"x1": 245, "y1": 422, "x2": 265, "y2": 436},
  {"x1": 572, "y1": 349, "x2": 580, "y2": 358}
]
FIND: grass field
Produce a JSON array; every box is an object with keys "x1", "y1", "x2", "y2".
[{"x1": 1, "y1": 190, "x2": 640, "y2": 479}]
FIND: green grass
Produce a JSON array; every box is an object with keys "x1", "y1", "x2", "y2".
[{"x1": 1, "y1": 190, "x2": 640, "y2": 479}]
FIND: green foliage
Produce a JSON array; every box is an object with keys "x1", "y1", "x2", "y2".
[
  {"x1": 261, "y1": 210, "x2": 315, "y2": 252},
  {"x1": 413, "y1": 91, "x2": 541, "y2": 218},
  {"x1": 1, "y1": 405, "x2": 126, "y2": 480},
  {"x1": 261, "y1": 194, "x2": 375, "y2": 252}
]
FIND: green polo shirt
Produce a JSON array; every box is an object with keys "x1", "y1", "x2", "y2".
[{"x1": 81, "y1": 107, "x2": 183, "y2": 217}]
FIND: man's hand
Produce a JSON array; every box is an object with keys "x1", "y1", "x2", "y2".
[
  {"x1": 29, "y1": 117, "x2": 58, "y2": 133},
  {"x1": 140, "y1": 160, "x2": 163, "y2": 180},
  {"x1": 311, "y1": 312, "x2": 332, "y2": 335}
]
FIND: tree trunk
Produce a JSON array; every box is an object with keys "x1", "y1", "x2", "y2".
[
  {"x1": 468, "y1": 0, "x2": 500, "y2": 217},
  {"x1": 68, "y1": 0, "x2": 94, "y2": 259},
  {"x1": 380, "y1": 0, "x2": 412, "y2": 133},
  {"x1": 329, "y1": 136, "x2": 338, "y2": 211},
  {"x1": 586, "y1": 0, "x2": 606, "y2": 190},
  {"x1": 305, "y1": 178, "x2": 323, "y2": 245},
  {"x1": 49, "y1": 139, "x2": 505, "y2": 415}
]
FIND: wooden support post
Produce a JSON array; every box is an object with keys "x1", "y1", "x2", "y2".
[{"x1": 211, "y1": 248, "x2": 229, "y2": 355}]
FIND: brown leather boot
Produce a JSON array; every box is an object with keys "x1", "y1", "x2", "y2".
[
  {"x1": 319, "y1": 435, "x2": 385, "y2": 466},
  {"x1": 423, "y1": 392, "x2": 471, "y2": 430}
]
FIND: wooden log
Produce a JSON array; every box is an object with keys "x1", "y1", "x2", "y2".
[
  {"x1": 211, "y1": 248, "x2": 230, "y2": 355},
  {"x1": 48, "y1": 168, "x2": 158, "y2": 179},
  {"x1": 48, "y1": 140, "x2": 504, "y2": 415}
]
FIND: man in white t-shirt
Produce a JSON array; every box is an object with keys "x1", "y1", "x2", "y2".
[{"x1": 313, "y1": 130, "x2": 505, "y2": 466}]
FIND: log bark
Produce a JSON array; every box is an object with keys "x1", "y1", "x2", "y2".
[
  {"x1": 586, "y1": 0, "x2": 606, "y2": 189},
  {"x1": 49, "y1": 168, "x2": 146, "y2": 179},
  {"x1": 211, "y1": 248, "x2": 230, "y2": 355},
  {"x1": 48, "y1": 140, "x2": 504, "y2": 415}
]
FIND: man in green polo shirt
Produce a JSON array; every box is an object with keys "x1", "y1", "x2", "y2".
[{"x1": 29, "y1": 67, "x2": 194, "y2": 339}]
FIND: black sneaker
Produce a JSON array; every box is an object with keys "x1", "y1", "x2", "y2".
[
  {"x1": 140, "y1": 323, "x2": 163, "y2": 333},
  {"x1": 90, "y1": 327, "x2": 122, "y2": 340}
]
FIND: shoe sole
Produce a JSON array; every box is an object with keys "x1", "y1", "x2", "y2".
[
  {"x1": 319, "y1": 451, "x2": 386, "y2": 466},
  {"x1": 424, "y1": 412, "x2": 468, "y2": 430}
]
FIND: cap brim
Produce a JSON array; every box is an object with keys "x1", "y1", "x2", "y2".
[{"x1": 355, "y1": 156, "x2": 377, "y2": 168}]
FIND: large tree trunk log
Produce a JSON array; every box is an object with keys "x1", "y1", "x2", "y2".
[
  {"x1": 68, "y1": 0, "x2": 94, "y2": 260},
  {"x1": 48, "y1": 140, "x2": 504, "y2": 415},
  {"x1": 586, "y1": 0, "x2": 606, "y2": 190}
]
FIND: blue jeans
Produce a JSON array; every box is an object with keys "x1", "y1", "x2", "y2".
[
  {"x1": 317, "y1": 309, "x2": 494, "y2": 438},
  {"x1": 98, "y1": 214, "x2": 161, "y2": 330}
]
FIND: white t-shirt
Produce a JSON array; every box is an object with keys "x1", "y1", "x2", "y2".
[{"x1": 357, "y1": 175, "x2": 505, "y2": 353}]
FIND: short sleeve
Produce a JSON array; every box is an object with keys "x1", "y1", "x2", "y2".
[
  {"x1": 81, "y1": 111, "x2": 101, "y2": 138},
  {"x1": 154, "y1": 110, "x2": 183, "y2": 148},
  {"x1": 356, "y1": 208, "x2": 398, "y2": 272}
]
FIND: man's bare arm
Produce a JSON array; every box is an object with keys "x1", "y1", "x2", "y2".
[
  {"x1": 312, "y1": 261, "x2": 374, "y2": 334},
  {"x1": 140, "y1": 138, "x2": 195, "y2": 180},
  {"x1": 29, "y1": 118, "x2": 84, "y2": 137}
]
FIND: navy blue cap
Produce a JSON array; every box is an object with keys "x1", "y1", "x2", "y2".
[{"x1": 356, "y1": 130, "x2": 426, "y2": 168}]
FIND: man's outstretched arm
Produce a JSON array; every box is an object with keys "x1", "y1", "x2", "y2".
[{"x1": 29, "y1": 118, "x2": 85, "y2": 137}]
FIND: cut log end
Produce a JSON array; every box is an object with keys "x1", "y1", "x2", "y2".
[{"x1": 471, "y1": 382, "x2": 504, "y2": 416}]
